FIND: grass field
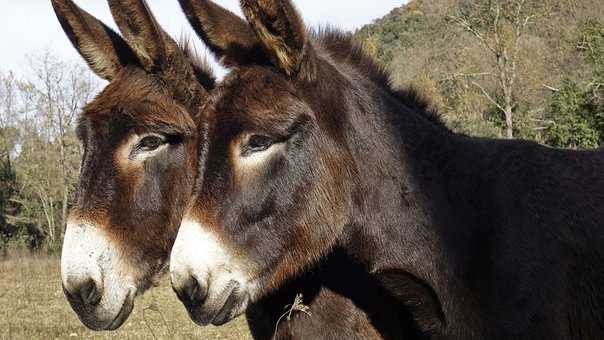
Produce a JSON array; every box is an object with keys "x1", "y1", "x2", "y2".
[{"x1": 0, "y1": 255, "x2": 252, "y2": 340}]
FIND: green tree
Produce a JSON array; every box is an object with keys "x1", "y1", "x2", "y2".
[
  {"x1": 0, "y1": 54, "x2": 97, "y2": 253},
  {"x1": 546, "y1": 80, "x2": 602, "y2": 148},
  {"x1": 545, "y1": 20, "x2": 604, "y2": 148}
]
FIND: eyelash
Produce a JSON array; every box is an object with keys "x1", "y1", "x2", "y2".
[
  {"x1": 242, "y1": 135, "x2": 275, "y2": 156},
  {"x1": 137, "y1": 135, "x2": 167, "y2": 152}
]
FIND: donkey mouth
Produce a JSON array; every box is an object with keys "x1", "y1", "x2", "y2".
[
  {"x1": 211, "y1": 285, "x2": 250, "y2": 326},
  {"x1": 188, "y1": 280, "x2": 250, "y2": 326},
  {"x1": 106, "y1": 290, "x2": 135, "y2": 330},
  {"x1": 68, "y1": 288, "x2": 136, "y2": 331}
]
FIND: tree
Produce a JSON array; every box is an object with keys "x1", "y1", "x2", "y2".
[
  {"x1": 15, "y1": 53, "x2": 97, "y2": 247},
  {"x1": 449, "y1": 0, "x2": 554, "y2": 138},
  {"x1": 576, "y1": 19, "x2": 604, "y2": 110},
  {"x1": 0, "y1": 126, "x2": 20, "y2": 254},
  {"x1": 0, "y1": 73, "x2": 41, "y2": 253},
  {"x1": 546, "y1": 80, "x2": 602, "y2": 148},
  {"x1": 0, "y1": 53, "x2": 98, "y2": 251},
  {"x1": 545, "y1": 19, "x2": 604, "y2": 148}
]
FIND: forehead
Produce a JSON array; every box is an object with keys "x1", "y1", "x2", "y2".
[
  {"x1": 77, "y1": 68, "x2": 195, "y2": 140},
  {"x1": 208, "y1": 67, "x2": 303, "y2": 133}
]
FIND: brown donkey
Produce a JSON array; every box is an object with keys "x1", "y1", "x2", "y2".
[
  {"x1": 171, "y1": 0, "x2": 604, "y2": 339},
  {"x1": 171, "y1": 1, "x2": 420, "y2": 339},
  {"x1": 53, "y1": 1, "x2": 416, "y2": 338},
  {"x1": 53, "y1": 0, "x2": 213, "y2": 330},
  {"x1": 54, "y1": 1, "x2": 413, "y2": 337}
]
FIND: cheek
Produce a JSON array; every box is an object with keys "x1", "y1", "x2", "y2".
[
  {"x1": 110, "y1": 156, "x2": 191, "y2": 256},
  {"x1": 134, "y1": 151, "x2": 191, "y2": 208},
  {"x1": 114, "y1": 143, "x2": 145, "y2": 203},
  {"x1": 224, "y1": 166, "x2": 303, "y2": 259}
]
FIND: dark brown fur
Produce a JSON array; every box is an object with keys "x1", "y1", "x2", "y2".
[
  {"x1": 55, "y1": 1, "x2": 405, "y2": 338},
  {"x1": 175, "y1": 0, "x2": 604, "y2": 339},
  {"x1": 179, "y1": 1, "x2": 426, "y2": 338},
  {"x1": 53, "y1": 0, "x2": 214, "y2": 330}
]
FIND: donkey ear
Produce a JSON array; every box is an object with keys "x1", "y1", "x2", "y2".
[
  {"x1": 240, "y1": 0, "x2": 316, "y2": 78},
  {"x1": 108, "y1": 0, "x2": 215, "y2": 112},
  {"x1": 51, "y1": 0, "x2": 139, "y2": 81},
  {"x1": 178, "y1": 0, "x2": 264, "y2": 68},
  {"x1": 108, "y1": 0, "x2": 179, "y2": 70}
]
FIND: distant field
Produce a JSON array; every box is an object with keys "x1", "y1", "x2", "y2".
[{"x1": 0, "y1": 256, "x2": 252, "y2": 340}]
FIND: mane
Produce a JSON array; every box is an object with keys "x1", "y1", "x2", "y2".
[
  {"x1": 311, "y1": 27, "x2": 447, "y2": 129},
  {"x1": 179, "y1": 34, "x2": 216, "y2": 91}
]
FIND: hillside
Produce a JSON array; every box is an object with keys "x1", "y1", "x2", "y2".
[{"x1": 356, "y1": 0, "x2": 604, "y2": 146}]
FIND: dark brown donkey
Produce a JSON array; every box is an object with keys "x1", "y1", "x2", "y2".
[
  {"x1": 171, "y1": 1, "x2": 420, "y2": 339},
  {"x1": 53, "y1": 0, "x2": 214, "y2": 330},
  {"x1": 53, "y1": 1, "x2": 414, "y2": 338},
  {"x1": 170, "y1": 0, "x2": 604, "y2": 339}
]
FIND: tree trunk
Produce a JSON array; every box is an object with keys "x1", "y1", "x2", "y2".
[
  {"x1": 41, "y1": 196, "x2": 54, "y2": 243},
  {"x1": 504, "y1": 106, "x2": 514, "y2": 139},
  {"x1": 61, "y1": 185, "x2": 68, "y2": 238},
  {"x1": 59, "y1": 125, "x2": 69, "y2": 239},
  {"x1": 499, "y1": 54, "x2": 515, "y2": 139},
  {"x1": 503, "y1": 82, "x2": 515, "y2": 139},
  {"x1": 49, "y1": 198, "x2": 56, "y2": 246}
]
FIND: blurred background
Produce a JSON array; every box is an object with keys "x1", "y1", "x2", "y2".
[{"x1": 0, "y1": 0, "x2": 603, "y2": 339}]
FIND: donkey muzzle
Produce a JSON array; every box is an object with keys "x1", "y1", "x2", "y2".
[{"x1": 61, "y1": 221, "x2": 137, "y2": 330}]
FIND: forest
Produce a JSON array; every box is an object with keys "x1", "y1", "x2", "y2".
[
  {"x1": 357, "y1": 0, "x2": 604, "y2": 144},
  {"x1": 1, "y1": 0, "x2": 603, "y2": 254}
]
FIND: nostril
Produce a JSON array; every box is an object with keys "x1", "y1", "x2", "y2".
[
  {"x1": 174, "y1": 276, "x2": 207, "y2": 308},
  {"x1": 79, "y1": 279, "x2": 102, "y2": 306},
  {"x1": 64, "y1": 278, "x2": 103, "y2": 307}
]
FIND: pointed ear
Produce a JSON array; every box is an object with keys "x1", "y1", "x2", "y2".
[
  {"x1": 108, "y1": 0, "x2": 179, "y2": 69},
  {"x1": 109, "y1": 0, "x2": 215, "y2": 112},
  {"x1": 51, "y1": 0, "x2": 139, "y2": 81},
  {"x1": 178, "y1": 0, "x2": 265, "y2": 68},
  {"x1": 240, "y1": 0, "x2": 316, "y2": 78}
]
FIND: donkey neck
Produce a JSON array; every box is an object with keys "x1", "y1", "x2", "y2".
[{"x1": 336, "y1": 78, "x2": 482, "y2": 294}]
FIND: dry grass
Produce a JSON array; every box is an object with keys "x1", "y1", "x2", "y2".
[{"x1": 0, "y1": 255, "x2": 252, "y2": 340}]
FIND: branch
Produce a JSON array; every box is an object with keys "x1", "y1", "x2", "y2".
[
  {"x1": 529, "y1": 117, "x2": 554, "y2": 124},
  {"x1": 493, "y1": 2, "x2": 502, "y2": 48},
  {"x1": 438, "y1": 72, "x2": 495, "y2": 82},
  {"x1": 542, "y1": 84, "x2": 560, "y2": 92},
  {"x1": 448, "y1": 15, "x2": 498, "y2": 56},
  {"x1": 472, "y1": 81, "x2": 506, "y2": 114}
]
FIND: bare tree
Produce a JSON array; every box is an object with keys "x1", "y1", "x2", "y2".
[
  {"x1": 449, "y1": 0, "x2": 553, "y2": 138},
  {"x1": 8, "y1": 53, "x2": 98, "y2": 245},
  {"x1": 0, "y1": 72, "x2": 18, "y2": 128},
  {"x1": 31, "y1": 54, "x2": 95, "y2": 236}
]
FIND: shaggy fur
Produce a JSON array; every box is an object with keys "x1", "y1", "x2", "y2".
[
  {"x1": 179, "y1": 1, "x2": 431, "y2": 338},
  {"x1": 53, "y1": 0, "x2": 213, "y2": 330},
  {"x1": 176, "y1": 0, "x2": 604, "y2": 339}
]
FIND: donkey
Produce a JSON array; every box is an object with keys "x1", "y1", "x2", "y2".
[
  {"x1": 171, "y1": 1, "x2": 424, "y2": 338},
  {"x1": 54, "y1": 1, "x2": 416, "y2": 338},
  {"x1": 53, "y1": 0, "x2": 214, "y2": 330},
  {"x1": 170, "y1": 0, "x2": 604, "y2": 339}
]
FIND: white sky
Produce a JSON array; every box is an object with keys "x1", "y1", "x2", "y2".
[{"x1": 1, "y1": 0, "x2": 405, "y2": 76}]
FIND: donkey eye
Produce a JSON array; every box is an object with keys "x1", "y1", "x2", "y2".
[
  {"x1": 137, "y1": 135, "x2": 166, "y2": 152},
  {"x1": 244, "y1": 135, "x2": 274, "y2": 155}
]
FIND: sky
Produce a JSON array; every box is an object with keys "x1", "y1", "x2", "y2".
[{"x1": 1, "y1": 0, "x2": 405, "y2": 77}]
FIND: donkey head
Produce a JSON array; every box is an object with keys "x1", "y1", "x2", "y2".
[
  {"x1": 171, "y1": 0, "x2": 366, "y2": 326},
  {"x1": 53, "y1": 0, "x2": 213, "y2": 330}
]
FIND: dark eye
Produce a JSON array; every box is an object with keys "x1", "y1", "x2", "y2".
[
  {"x1": 137, "y1": 135, "x2": 166, "y2": 152},
  {"x1": 244, "y1": 135, "x2": 274, "y2": 155}
]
